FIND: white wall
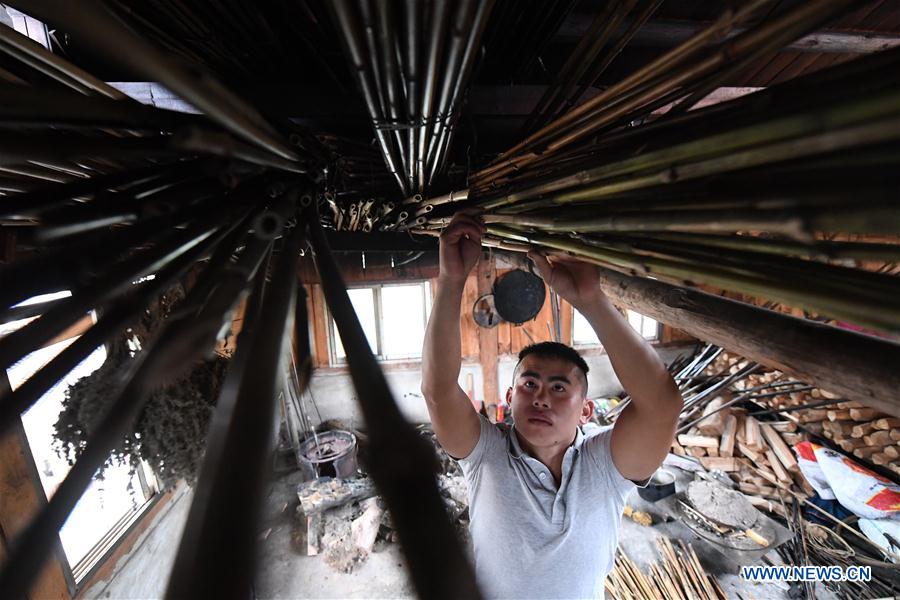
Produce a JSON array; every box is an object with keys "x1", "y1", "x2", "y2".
[
  {"x1": 308, "y1": 362, "x2": 483, "y2": 427},
  {"x1": 308, "y1": 345, "x2": 691, "y2": 425}
]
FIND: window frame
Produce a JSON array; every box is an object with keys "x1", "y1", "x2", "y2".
[
  {"x1": 326, "y1": 280, "x2": 432, "y2": 365},
  {"x1": 1, "y1": 295, "x2": 163, "y2": 591},
  {"x1": 571, "y1": 306, "x2": 660, "y2": 349}
]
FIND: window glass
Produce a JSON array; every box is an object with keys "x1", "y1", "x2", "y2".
[
  {"x1": 329, "y1": 282, "x2": 432, "y2": 363},
  {"x1": 572, "y1": 308, "x2": 659, "y2": 345},
  {"x1": 572, "y1": 309, "x2": 600, "y2": 346},
  {"x1": 332, "y1": 288, "x2": 378, "y2": 359},
  {"x1": 6, "y1": 330, "x2": 153, "y2": 570},
  {"x1": 381, "y1": 284, "x2": 428, "y2": 359},
  {"x1": 627, "y1": 310, "x2": 659, "y2": 340}
]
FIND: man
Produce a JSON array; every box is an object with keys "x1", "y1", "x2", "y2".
[{"x1": 421, "y1": 212, "x2": 683, "y2": 599}]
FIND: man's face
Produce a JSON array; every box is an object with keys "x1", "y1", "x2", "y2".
[{"x1": 507, "y1": 354, "x2": 593, "y2": 449}]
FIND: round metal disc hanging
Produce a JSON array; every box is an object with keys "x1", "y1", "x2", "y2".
[
  {"x1": 473, "y1": 293, "x2": 500, "y2": 328},
  {"x1": 492, "y1": 269, "x2": 546, "y2": 324}
]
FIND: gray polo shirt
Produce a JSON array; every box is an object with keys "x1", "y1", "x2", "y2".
[{"x1": 458, "y1": 415, "x2": 634, "y2": 599}]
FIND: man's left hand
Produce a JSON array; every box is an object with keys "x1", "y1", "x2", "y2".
[{"x1": 527, "y1": 251, "x2": 605, "y2": 310}]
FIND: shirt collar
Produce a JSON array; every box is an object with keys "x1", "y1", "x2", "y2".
[{"x1": 508, "y1": 424, "x2": 586, "y2": 458}]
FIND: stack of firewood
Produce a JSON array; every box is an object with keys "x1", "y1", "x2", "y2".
[
  {"x1": 673, "y1": 399, "x2": 813, "y2": 512},
  {"x1": 727, "y1": 364, "x2": 900, "y2": 477},
  {"x1": 809, "y1": 411, "x2": 899, "y2": 474}
]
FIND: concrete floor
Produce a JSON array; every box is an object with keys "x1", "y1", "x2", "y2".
[
  {"x1": 255, "y1": 468, "x2": 837, "y2": 599},
  {"x1": 255, "y1": 470, "x2": 415, "y2": 599}
]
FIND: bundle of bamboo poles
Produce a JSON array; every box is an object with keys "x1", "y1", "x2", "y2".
[
  {"x1": 327, "y1": 0, "x2": 496, "y2": 195},
  {"x1": 471, "y1": 0, "x2": 862, "y2": 190},
  {"x1": 522, "y1": 0, "x2": 664, "y2": 134},
  {"x1": 402, "y1": 4, "x2": 900, "y2": 341},
  {"x1": 605, "y1": 539, "x2": 726, "y2": 600}
]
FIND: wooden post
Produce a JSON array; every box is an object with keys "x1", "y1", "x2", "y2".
[
  {"x1": 477, "y1": 254, "x2": 500, "y2": 413},
  {"x1": 594, "y1": 267, "x2": 900, "y2": 417}
]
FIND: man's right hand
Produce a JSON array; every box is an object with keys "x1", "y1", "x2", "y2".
[{"x1": 439, "y1": 211, "x2": 485, "y2": 284}]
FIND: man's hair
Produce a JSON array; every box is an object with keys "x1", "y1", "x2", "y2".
[{"x1": 515, "y1": 341, "x2": 590, "y2": 393}]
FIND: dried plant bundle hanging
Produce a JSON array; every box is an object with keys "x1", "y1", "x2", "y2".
[{"x1": 53, "y1": 286, "x2": 229, "y2": 487}]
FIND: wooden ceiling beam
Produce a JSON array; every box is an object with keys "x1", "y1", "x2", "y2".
[{"x1": 595, "y1": 267, "x2": 900, "y2": 417}]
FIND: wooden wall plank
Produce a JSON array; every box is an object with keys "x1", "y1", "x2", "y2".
[
  {"x1": 0, "y1": 374, "x2": 71, "y2": 600},
  {"x1": 476, "y1": 256, "x2": 499, "y2": 406}
]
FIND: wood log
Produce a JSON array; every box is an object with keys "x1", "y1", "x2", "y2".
[
  {"x1": 873, "y1": 418, "x2": 900, "y2": 430},
  {"x1": 852, "y1": 423, "x2": 876, "y2": 438},
  {"x1": 883, "y1": 446, "x2": 899, "y2": 459},
  {"x1": 850, "y1": 408, "x2": 885, "y2": 422},
  {"x1": 678, "y1": 434, "x2": 719, "y2": 448},
  {"x1": 297, "y1": 477, "x2": 378, "y2": 515},
  {"x1": 739, "y1": 483, "x2": 777, "y2": 497},
  {"x1": 837, "y1": 401, "x2": 865, "y2": 409},
  {"x1": 671, "y1": 440, "x2": 686, "y2": 456},
  {"x1": 351, "y1": 498, "x2": 385, "y2": 555},
  {"x1": 872, "y1": 452, "x2": 892, "y2": 466},
  {"x1": 766, "y1": 450, "x2": 792, "y2": 483},
  {"x1": 696, "y1": 396, "x2": 728, "y2": 436},
  {"x1": 863, "y1": 430, "x2": 892, "y2": 447},
  {"x1": 838, "y1": 438, "x2": 867, "y2": 452},
  {"x1": 781, "y1": 433, "x2": 805, "y2": 446},
  {"x1": 720, "y1": 415, "x2": 737, "y2": 458},
  {"x1": 687, "y1": 447, "x2": 707, "y2": 458},
  {"x1": 796, "y1": 409, "x2": 829, "y2": 423},
  {"x1": 306, "y1": 514, "x2": 321, "y2": 556},
  {"x1": 853, "y1": 446, "x2": 882, "y2": 459},
  {"x1": 746, "y1": 495, "x2": 786, "y2": 518},
  {"x1": 823, "y1": 421, "x2": 854, "y2": 437},
  {"x1": 761, "y1": 424, "x2": 799, "y2": 473},
  {"x1": 769, "y1": 421, "x2": 797, "y2": 433},
  {"x1": 699, "y1": 457, "x2": 738, "y2": 472},
  {"x1": 706, "y1": 447, "x2": 719, "y2": 457},
  {"x1": 594, "y1": 268, "x2": 900, "y2": 417},
  {"x1": 744, "y1": 417, "x2": 762, "y2": 451},
  {"x1": 802, "y1": 421, "x2": 824, "y2": 435},
  {"x1": 793, "y1": 472, "x2": 815, "y2": 497},
  {"x1": 892, "y1": 428, "x2": 900, "y2": 442},
  {"x1": 827, "y1": 410, "x2": 852, "y2": 421},
  {"x1": 737, "y1": 443, "x2": 761, "y2": 463}
]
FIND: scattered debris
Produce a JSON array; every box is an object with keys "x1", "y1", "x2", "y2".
[
  {"x1": 622, "y1": 505, "x2": 654, "y2": 527},
  {"x1": 296, "y1": 426, "x2": 471, "y2": 573}
]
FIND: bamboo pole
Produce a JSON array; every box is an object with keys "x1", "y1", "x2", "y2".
[
  {"x1": 478, "y1": 87, "x2": 900, "y2": 210},
  {"x1": 476, "y1": 0, "x2": 774, "y2": 176},
  {"x1": 10, "y1": 0, "x2": 299, "y2": 162}
]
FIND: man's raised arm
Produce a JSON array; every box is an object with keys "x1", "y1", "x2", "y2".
[
  {"x1": 529, "y1": 252, "x2": 683, "y2": 481},
  {"x1": 421, "y1": 213, "x2": 485, "y2": 459}
]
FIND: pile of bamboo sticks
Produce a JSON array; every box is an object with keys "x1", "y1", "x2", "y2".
[
  {"x1": 605, "y1": 539, "x2": 726, "y2": 600},
  {"x1": 327, "y1": 0, "x2": 496, "y2": 195}
]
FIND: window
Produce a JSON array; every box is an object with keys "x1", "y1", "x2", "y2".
[
  {"x1": 2, "y1": 298, "x2": 159, "y2": 583},
  {"x1": 329, "y1": 281, "x2": 432, "y2": 363},
  {"x1": 572, "y1": 308, "x2": 659, "y2": 347}
]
